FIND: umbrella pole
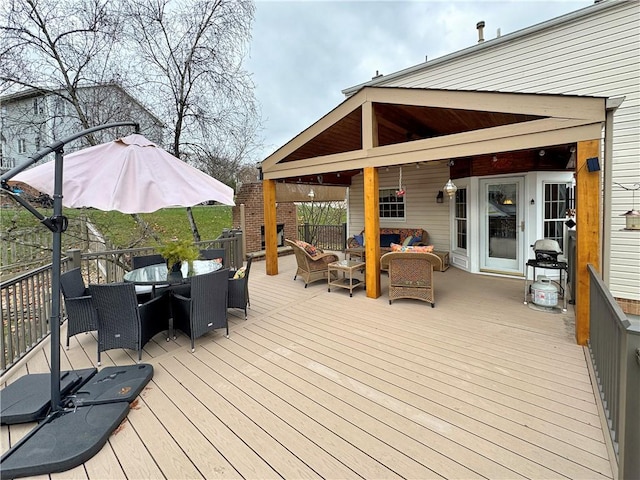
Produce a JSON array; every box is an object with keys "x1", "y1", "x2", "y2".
[
  {"x1": 0, "y1": 121, "x2": 139, "y2": 414},
  {"x1": 49, "y1": 148, "x2": 64, "y2": 411}
]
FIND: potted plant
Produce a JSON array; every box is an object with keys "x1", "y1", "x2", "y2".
[{"x1": 157, "y1": 239, "x2": 200, "y2": 277}]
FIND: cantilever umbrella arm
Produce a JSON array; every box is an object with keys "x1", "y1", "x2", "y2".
[{"x1": 1, "y1": 121, "x2": 139, "y2": 412}]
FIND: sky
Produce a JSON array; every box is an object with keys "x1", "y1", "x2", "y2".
[{"x1": 246, "y1": 0, "x2": 594, "y2": 160}]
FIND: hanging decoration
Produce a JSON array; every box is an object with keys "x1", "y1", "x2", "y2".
[{"x1": 396, "y1": 166, "x2": 405, "y2": 197}]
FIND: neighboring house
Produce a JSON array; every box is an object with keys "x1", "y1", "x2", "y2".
[
  {"x1": 340, "y1": 0, "x2": 639, "y2": 316},
  {"x1": 0, "y1": 84, "x2": 164, "y2": 174}
]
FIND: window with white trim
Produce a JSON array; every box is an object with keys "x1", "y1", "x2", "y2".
[
  {"x1": 543, "y1": 183, "x2": 568, "y2": 247},
  {"x1": 379, "y1": 188, "x2": 405, "y2": 219},
  {"x1": 33, "y1": 98, "x2": 45, "y2": 115},
  {"x1": 454, "y1": 188, "x2": 467, "y2": 250}
]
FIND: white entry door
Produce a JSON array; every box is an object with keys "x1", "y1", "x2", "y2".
[{"x1": 480, "y1": 177, "x2": 525, "y2": 274}]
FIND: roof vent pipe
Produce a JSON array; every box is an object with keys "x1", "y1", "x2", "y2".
[{"x1": 476, "y1": 21, "x2": 485, "y2": 43}]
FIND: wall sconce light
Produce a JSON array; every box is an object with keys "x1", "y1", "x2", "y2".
[
  {"x1": 447, "y1": 159, "x2": 455, "y2": 167},
  {"x1": 587, "y1": 157, "x2": 600, "y2": 172},
  {"x1": 539, "y1": 149, "x2": 545, "y2": 157},
  {"x1": 492, "y1": 155, "x2": 498, "y2": 163},
  {"x1": 530, "y1": 198, "x2": 535, "y2": 205},
  {"x1": 436, "y1": 191, "x2": 444, "y2": 203},
  {"x1": 443, "y1": 179, "x2": 457, "y2": 198}
]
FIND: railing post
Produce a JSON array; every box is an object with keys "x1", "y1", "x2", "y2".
[
  {"x1": 619, "y1": 336, "x2": 640, "y2": 480},
  {"x1": 66, "y1": 249, "x2": 82, "y2": 270},
  {"x1": 303, "y1": 223, "x2": 310, "y2": 243},
  {"x1": 342, "y1": 222, "x2": 347, "y2": 250},
  {"x1": 232, "y1": 228, "x2": 243, "y2": 268}
]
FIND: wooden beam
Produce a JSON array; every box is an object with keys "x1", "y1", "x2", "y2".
[
  {"x1": 363, "y1": 167, "x2": 381, "y2": 298},
  {"x1": 362, "y1": 101, "x2": 379, "y2": 150},
  {"x1": 365, "y1": 87, "x2": 605, "y2": 121},
  {"x1": 262, "y1": 120, "x2": 602, "y2": 181},
  {"x1": 261, "y1": 89, "x2": 366, "y2": 169},
  {"x1": 262, "y1": 179, "x2": 278, "y2": 276},
  {"x1": 575, "y1": 139, "x2": 601, "y2": 345}
]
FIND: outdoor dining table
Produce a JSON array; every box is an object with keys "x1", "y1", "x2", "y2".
[{"x1": 123, "y1": 260, "x2": 223, "y2": 297}]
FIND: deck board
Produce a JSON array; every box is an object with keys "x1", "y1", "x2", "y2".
[{"x1": 1, "y1": 255, "x2": 614, "y2": 479}]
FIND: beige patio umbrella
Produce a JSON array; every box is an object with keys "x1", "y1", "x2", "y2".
[
  {"x1": 13, "y1": 133, "x2": 235, "y2": 212},
  {"x1": 0, "y1": 125, "x2": 234, "y2": 478}
]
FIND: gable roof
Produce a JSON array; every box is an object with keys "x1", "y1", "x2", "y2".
[{"x1": 261, "y1": 86, "x2": 605, "y2": 185}]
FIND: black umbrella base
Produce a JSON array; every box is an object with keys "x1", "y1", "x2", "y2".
[
  {"x1": 0, "y1": 368, "x2": 97, "y2": 425},
  {"x1": 0, "y1": 403, "x2": 129, "y2": 479},
  {"x1": 1, "y1": 364, "x2": 154, "y2": 479}
]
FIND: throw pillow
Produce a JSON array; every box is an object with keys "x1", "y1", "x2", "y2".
[
  {"x1": 402, "y1": 235, "x2": 413, "y2": 247},
  {"x1": 304, "y1": 244, "x2": 318, "y2": 256},
  {"x1": 409, "y1": 236, "x2": 422, "y2": 246},
  {"x1": 353, "y1": 234, "x2": 364, "y2": 247},
  {"x1": 380, "y1": 233, "x2": 401, "y2": 247},
  {"x1": 233, "y1": 267, "x2": 246, "y2": 279},
  {"x1": 390, "y1": 243, "x2": 403, "y2": 252},
  {"x1": 411, "y1": 245, "x2": 434, "y2": 253}
]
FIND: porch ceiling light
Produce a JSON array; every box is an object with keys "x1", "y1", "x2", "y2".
[{"x1": 443, "y1": 179, "x2": 457, "y2": 198}]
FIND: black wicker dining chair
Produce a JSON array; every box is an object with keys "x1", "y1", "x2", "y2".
[
  {"x1": 132, "y1": 254, "x2": 165, "y2": 269},
  {"x1": 89, "y1": 282, "x2": 171, "y2": 365},
  {"x1": 228, "y1": 255, "x2": 253, "y2": 320},
  {"x1": 60, "y1": 268, "x2": 98, "y2": 349},
  {"x1": 171, "y1": 268, "x2": 229, "y2": 352},
  {"x1": 199, "y1": 248, "x2": 226, "y2": 267}
]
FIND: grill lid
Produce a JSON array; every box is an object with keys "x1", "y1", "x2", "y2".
[{"x1": 533, "y1": 239, "x2": 562, "y2": 253}]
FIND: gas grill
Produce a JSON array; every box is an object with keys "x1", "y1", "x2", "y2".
[{"x1": 523, "y1": 239, "x2": 568, "y2": 311}]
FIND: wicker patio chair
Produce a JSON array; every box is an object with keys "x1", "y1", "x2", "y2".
[
  {"x1": 285, "y1": 239, "x2": 339, "y2": 287},
  {"x1": 131, "y1": 254, "x2": 168, "y2": 302},
  {"x1": 228, "y1": 255, "x2": 253, "y2": 319},
  {"x1": 132, "y1": 254, "x2": 165, "y2": 269},
  {"x1": 171, "y1": 268, "x2": 229, "y2": 352},
  {"x1": 89, "y1": 282, "x2": 171, "y2": 364},
  {"x1": 60, "y1": 268, "x2": 98, "y2": 349},
  {"x1": 199, "y1": 248, "x2": 226, "y2": 267},
  {"x1": 381, "y1": 252, "x2": 437, "y2": 307}
]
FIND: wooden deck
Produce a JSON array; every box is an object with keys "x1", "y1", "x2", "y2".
[{"x1": 1, "y1": 254, "x2": 614, "y2": 479}]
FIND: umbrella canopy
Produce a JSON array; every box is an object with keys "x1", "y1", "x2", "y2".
[{"x1": 13, "y1": 134, "x2": 234, "y2": 212}]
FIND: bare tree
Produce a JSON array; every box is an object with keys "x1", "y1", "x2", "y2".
[
  {"x1": 125, "y1": 0, "x2": 260, "y2": 241},
  {"x1": 0, "y1": 0, "x2": 128, "y2": 146}
]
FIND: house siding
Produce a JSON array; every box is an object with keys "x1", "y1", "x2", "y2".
[
  {"x1": 352, "y1": 1, "x2": 639, "y2": 303},
  {"x1": 1, "y1": 85, "x2": 164, "y2": 173},
  {"x1": 349, "y1": 162, "x2": 452, "y2": 251}
]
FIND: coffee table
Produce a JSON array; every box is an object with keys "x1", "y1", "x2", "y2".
[{"x1": 328, "y1": 259, "x2": 366, "y2": 297}]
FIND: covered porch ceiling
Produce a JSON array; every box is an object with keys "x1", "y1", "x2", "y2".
[{"x1": 261, "y1": 87, "x2": 606, "y2": 185}]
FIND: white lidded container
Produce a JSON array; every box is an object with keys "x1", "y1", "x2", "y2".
[{"x1": 531, "y1": 275, "x2": 558, "y2": 307}]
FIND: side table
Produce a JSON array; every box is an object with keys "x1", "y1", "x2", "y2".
[
  {"x1": 328, "y1": 260, "x2": 365, "y2": 297},
  {"x1": 432, "y1": 251, "x2": 450, "y2": 271}
]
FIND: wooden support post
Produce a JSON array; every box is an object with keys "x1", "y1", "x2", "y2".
[
  {"x1": 363, "y1": 167, "x2": 381, "y2": 298},
  {"x1": 575, "y1": 139, "x2": 601, "y2": 345},
  {"x1": 262, "y1": 179, "x2": 278, "y2": 276}
]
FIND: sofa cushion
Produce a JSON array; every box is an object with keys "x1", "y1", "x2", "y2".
[
  {"x1": 402, "y1": 235, "x2": 413, "y2": 247},
  {"x1": 409, "y1": 236, "x2": 422, "y2": 246},
  {"x1": 353, "y1": 234, "x2": 364, "y2": 246},
  {"x1": 380, "y1": 233, "x2": 401, "y2": 247},
  {"x1": 390, "y1": 243, "x2": 434, "y2": 253}
]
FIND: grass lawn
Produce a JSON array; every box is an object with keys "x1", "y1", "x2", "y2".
[{"x1": 1, "y1": 205, "x2": 233, "y2": 248}]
